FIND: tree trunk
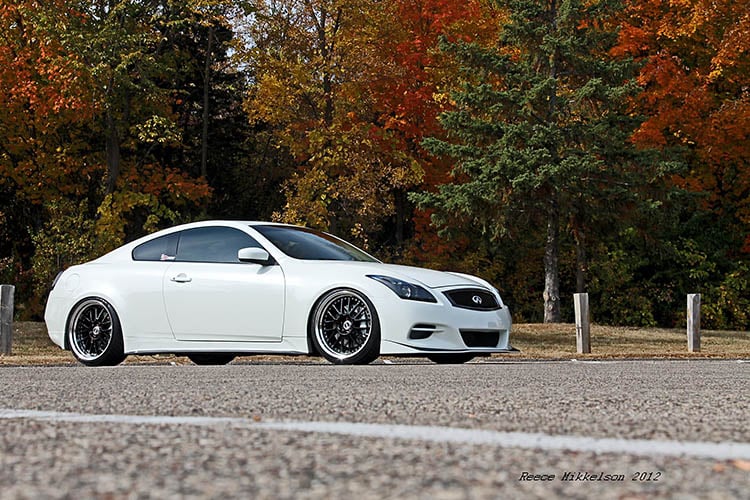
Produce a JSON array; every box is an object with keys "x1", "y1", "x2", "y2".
[
  {"x1": 543, "y1": 196, "x2": 561, "y2": 322},
  {"x1": 574, "y1": 227, "x2": 587, "y2": 293},
  {"x1": 105, "y1": 108, "x2": 120, "y2": 195},
  {"x1": 201, "y1": 26, "x2": 213, "y2": 179},
  {"x1": 543, "y1": 0, "x2": 561, "y2": 323},
  {"x1": 394, "y1": 188, "x2": 405, "y2": 246}
]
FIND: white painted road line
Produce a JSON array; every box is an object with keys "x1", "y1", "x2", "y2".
[{"x1": 2, "y1": 408, "x2": 749, "y2": 461}]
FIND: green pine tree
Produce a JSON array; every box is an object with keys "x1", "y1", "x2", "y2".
[{"x1": 413, "y1": 0, "x2": 652, "y2": 322}]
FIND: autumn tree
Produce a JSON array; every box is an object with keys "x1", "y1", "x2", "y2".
[
  {"x1": 59, "y1": 0, "x2": 183, "y2": 194},
  {"x1": 0, "y1": 1, "x2": 98, "y2": 314},
  {"x1": 617, "y1": 1, "x2": 749, "y2": 231},
  {"x1": 0, "y1": 1, "x2": 234, "y2": 315},
  {"x1": 615, "y1": 0, "x2": 750, "y2": 328},
  {"x1": 33, "y1": 1, "x2": 217, "y2": 242},
  {"x1": 414, "y1": 0, "x2": 655, "y2": 322},
  {"x1": 239, "y1": 0, "x2": 495, "y2": 248},
  {"x1": 240, "y1": 0, "x2": 406, "y2": 242},
  {"x1": 364, "y1": 0, "x2": 498, "y2": 246},
  {"x1": 129, "y1": 1, "x2": 283, "y2": 221}
]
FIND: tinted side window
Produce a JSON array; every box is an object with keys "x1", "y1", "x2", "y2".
[
  {"x1": 132, "y1": 233, "x2": 179, "y2": 261},
  {"x1": 176, "y1": 227, "x2": 261, "y2": 263}
]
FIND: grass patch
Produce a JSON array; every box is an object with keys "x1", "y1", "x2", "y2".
[
  {"x1": 1, "y1": 322, "x2": 69, "y2": 365},
  {"x1": 510, "y1": 323, "x2": 750, "y2": 359},
  {"x1": 0, "y1": 321, "x2": 748, "y2": 366}
]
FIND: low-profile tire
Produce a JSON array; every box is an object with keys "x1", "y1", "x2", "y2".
[
  {"x1": 428, "y1": 353, "x2": 476, "y2": 364},
  {"x1": 67, "y1": 297, "x2": 126, "y2": 367},
  {"x1": 310, "y1": 288, "x2": 380, "y2": 365},
  {"x1": 187, "y1": 354, "x2": 235, "y2": 365}
]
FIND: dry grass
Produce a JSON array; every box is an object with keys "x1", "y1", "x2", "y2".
[
  {"x1": 1, "y1": 321, "x2": 748, "y2": 366},
  {"x1": 0, "y1": 322, "x2": 71, "y2": 365},
  {"x1": 510, "y1": 323, "x2": 750, "y2": 359}
]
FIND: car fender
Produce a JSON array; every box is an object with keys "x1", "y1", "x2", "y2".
[{"x1": 280, "y1": 263, "x2": 393, "y2": 340}]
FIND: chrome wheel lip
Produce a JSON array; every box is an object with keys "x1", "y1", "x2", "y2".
[
  {"x1": 314, "y1": 290, "x2": 373, "y2": 360},
  {"x1": 68, "y1": 299, "x2": 114, "y2": 362}
]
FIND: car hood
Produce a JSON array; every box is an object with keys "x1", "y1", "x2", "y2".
[{"x1": 371, "y1": 263, "x2": 484, "y2": 289}]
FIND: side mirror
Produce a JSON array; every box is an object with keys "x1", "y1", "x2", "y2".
[{"x1": 238, "y1": 247, "x2": 273, "y2": 265}]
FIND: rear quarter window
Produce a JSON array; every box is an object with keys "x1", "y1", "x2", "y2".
[{"x1": 132, "y1": 233, "x2": 179, "y2": 261}]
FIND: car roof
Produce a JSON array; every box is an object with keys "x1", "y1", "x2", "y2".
[{"x1": 94, "y1": 220, "x2": 301, "y2": 263}]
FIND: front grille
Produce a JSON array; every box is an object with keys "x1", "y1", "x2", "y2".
[
  {"x1": 443, "y1": 289, "x2": 500, "y2": 311},
  {"x1": 460, "y1": 329, "x2": 501, "y2": 348}
]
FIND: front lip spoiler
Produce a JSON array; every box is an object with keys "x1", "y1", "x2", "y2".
[{"x1": 389, "y1": 341, "x2": 520, "y2": 353}]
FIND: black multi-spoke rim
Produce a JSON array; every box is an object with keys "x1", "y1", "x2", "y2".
[
  {"x1": 316, "y1": 292, "x2": 372, "y2": 359},
  {"x1": 70, "y1": 300, "x2": 113, "y2": 361}
]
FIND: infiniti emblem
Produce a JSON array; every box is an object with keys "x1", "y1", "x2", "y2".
[{"x1": 472, "y1": 295, "x2": 483, "y2": 305}]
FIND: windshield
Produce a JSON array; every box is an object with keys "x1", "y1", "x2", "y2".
[{"x1": 253, "y1": 225, "x2": 379, "y2": 262}]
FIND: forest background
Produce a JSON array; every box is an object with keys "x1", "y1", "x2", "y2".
[{"x1": 1, "y1": 0, "x2": 748, "y2": 329}]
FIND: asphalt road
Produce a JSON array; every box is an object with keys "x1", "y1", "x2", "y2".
[{"x1": 0, "y1": 359, "x2": 748, "y2": 499}]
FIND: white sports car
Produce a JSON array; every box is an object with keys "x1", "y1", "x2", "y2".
[{"x1": 45, "y1": 221, "x2": 515, "y2": 365}]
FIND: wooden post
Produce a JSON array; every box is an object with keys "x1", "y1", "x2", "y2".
[
  {"x1": 574, "y1": 293, "x2": 591, "y2": 354},
  {"x1": 0, "y1": 285, "x2": 14, "y2": 355},
  {"x1": 687, "y1": 293, "x2": 701, "y2": 352}
]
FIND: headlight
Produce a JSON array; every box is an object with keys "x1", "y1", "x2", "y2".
[{"x1": 367, "y1": 275, "x2": 437, "y2": 303}]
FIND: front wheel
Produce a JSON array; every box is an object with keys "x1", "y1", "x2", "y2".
[
  {"x1": 428, "y1": 354, "x2": 476, "y2": 364},
  {"x1": 310, "y1": 288, "x2": 380, "y2": 365},
  {"x1": 67, "y1": 298, "x2": 126, "y2": 366}
]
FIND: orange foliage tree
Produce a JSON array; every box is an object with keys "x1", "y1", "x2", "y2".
[
  {"x1": 0, "y1": 1, "x2": 96, "y2": 205},
  {"x1": 1, "y1": 1, "x2": 215, "y2": 317},
  {"x1": 0, "y1": 1, "x2": 99, "y2": 314},
  {"x1": 616, "y1": 0, "x2": 750, "y2": 252},
  {"x1": 371, "y1": 0, "x2": 498, "y2": 256},
  {"x1": 240, "y1": 0, "x2": 495, "y2": 249},
  {"x1": 610, "y1": 0, "x2": 750, "y2": 328}
]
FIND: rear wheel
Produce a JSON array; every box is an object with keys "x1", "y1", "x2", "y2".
[
  {"x1": 187, "y1": 354, "x2": 235, "y2": 365},
  {"x1": 428, "y1": 353, "x2": 476, "y2": 364},
  {"x1": 67, "y1": 298, "x2": 126, "y2": 366},
  {"x1": 310, "y1": 288, "x2": 380, "y2": 365}
]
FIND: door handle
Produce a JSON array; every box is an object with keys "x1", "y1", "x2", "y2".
[{"x1": 170, "y1": 273, "x2": 192, "y2": 283}]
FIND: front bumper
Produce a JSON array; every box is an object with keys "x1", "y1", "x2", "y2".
[{"x1": 375, "y1": 293, "x2": 515, "y2": 355}]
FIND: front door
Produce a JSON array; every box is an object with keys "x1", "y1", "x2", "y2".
[{"x1": 162, "y1": 226, "x2": 285, "y2": 342}]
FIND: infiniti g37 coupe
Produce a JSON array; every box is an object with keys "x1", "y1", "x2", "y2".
[{"x1": 45, "y1": 221, "x2": 515, "y2": 365}]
